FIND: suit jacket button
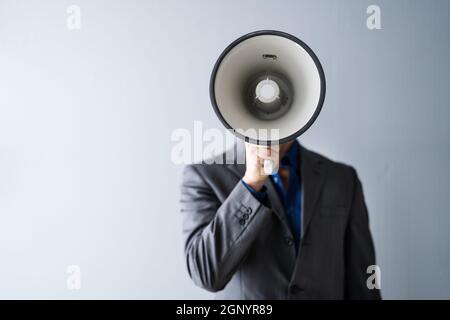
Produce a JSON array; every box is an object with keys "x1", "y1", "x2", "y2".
[
  {"x1": 239, "y1": 218, "x2": 246, "y2": 225},
  {"x1": 285, "y1": 237, "x2": 294, "y2": 246},
  {"x1": 242, "y1": 213, "x2": 249, "y2": 220},
  {"x1": 290, "y1": 285, "x2": 302, "y2": 294},
  {"x1": 245, "y1": 207, "x2": 252, "y2": 214}
]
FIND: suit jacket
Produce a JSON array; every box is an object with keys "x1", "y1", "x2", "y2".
[{"x1": 180, "y1": 142, "x2": 381, "y2": 300}]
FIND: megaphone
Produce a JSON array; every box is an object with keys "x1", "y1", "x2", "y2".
[{"x1": 210, "y1": 30, "x2": 326, "y2": 174}]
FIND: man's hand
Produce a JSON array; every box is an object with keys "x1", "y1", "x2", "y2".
[{"x1": 242, "y1": 143, "x2": 280, "y2": 192}]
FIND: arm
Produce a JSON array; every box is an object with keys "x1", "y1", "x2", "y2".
[
  {"x1": 345, "y1": 168, "x2": 382, "y2": 299},
  {"x1": 180, "y1": 165, "x2": 272, "y2": 292}
]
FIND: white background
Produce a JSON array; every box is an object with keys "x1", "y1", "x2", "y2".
[{"x1": 0, "y1": 0, "x2": 449, "y2": 299}]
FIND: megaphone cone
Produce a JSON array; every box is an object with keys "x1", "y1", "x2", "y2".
[{"x1": 210, "y1": 30, "x2": 326, "y2": 146}]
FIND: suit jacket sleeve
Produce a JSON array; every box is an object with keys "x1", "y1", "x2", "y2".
[
  {"x1": 345, "y1": 168, "x2": 382, "y2": 299},
  {"x1": 180, "y1": 164, "x2": 272, "y2": 292}
]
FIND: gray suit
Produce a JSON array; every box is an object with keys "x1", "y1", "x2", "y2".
[{"x1": 180, "y1": 142, "x2": 381, "y2": 299}]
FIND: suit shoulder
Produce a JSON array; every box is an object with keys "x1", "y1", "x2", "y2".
[
  {"x1": 183, "y1": 159, "x2": 228, "y2": 177},
  {"x1": 305, "y1": 148, "x2": 357, "y2": 179},
  {"x1": 182, "y1": 154, "x2": 233, "y2": 186}
]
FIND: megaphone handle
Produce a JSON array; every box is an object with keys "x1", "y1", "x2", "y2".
[{"x1": 263, "y1": 159, "x2": 277, "y2": 175}]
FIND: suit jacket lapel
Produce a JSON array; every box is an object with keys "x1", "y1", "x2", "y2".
[
  {"x1": 264, "y1": 178, "x2": 289, "y2": 227},
  {"x1": 300, "y1": 146, "x2": 326, "y2": 240},
  {"x1": 225, "y1": 143, "x2": 326, "y2": 238},
  {"x1": 226, "y1": 162, "x2": 246, "y2": 178}
]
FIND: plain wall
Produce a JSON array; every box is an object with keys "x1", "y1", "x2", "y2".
[{"x1": 0, "y1": 0, "x2": 449, "y2": 299}]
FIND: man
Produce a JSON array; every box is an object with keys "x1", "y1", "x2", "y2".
[{"x1": 180, "y1": 139, "x2": 381, "y2": 299}]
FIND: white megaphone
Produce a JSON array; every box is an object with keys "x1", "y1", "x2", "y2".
[{"x1": 210, "y1": 30, "x2": 326, "y2": 175}]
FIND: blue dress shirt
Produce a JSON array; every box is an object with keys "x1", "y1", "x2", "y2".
[{"x1": 242, "y1": 142, "x2": 302, "y2": 250}]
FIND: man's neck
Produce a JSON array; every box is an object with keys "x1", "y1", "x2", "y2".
[{"x1": 279, "y1": 140, "x2": 295, "y2": 159}]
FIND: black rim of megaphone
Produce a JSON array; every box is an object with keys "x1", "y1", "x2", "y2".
[{"x1": 209, "y1": 30, "x2": 326, "y2": 145}]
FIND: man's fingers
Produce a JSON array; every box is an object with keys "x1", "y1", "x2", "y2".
[
  {"x1": 245, "y1": 143, "x2": 280, "y2": 160},
  {"x1": 257, "y1": 147, "x2": 280, "y2": 162}
]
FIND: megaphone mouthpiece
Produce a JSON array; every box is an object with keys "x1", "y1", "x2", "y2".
[{"x1": 255, "y1": 78, "x2": 280, "y2": 104}]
